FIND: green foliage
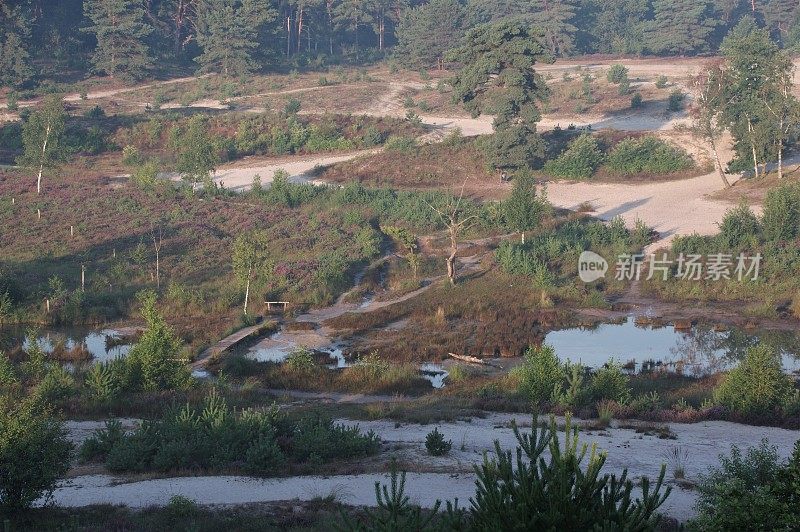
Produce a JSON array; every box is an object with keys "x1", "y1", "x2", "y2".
[
  {"x1": 175, "y1": 115, "x2": 219, "y2": 188},
  {"x1": 470, "y1": 416, "x2": 670, "y2": 529},
  {"x1": 655, "y1": 75, "x2": 669, "y2": 89},
  {"x1": 543, "y1": 134, "x2": 605, "y2": 179},
  {"x1": 121, "y1": 145, "x2": 142, "y2": 166},
  {"x1": 605, "y1": 136, "x2": 693, "y2": 175},
  {"x1": 0, "y1": 351, "x2": 16, "y2": 386},
  {"x1": 83, "y1": 0, "x2": 153, "y2": 80},
  {"x1": 395, "y1": 0, "x2": 464, "y2": 69},
  {"x1": 384, "y1": 135, "x2": 416, "y2": 152},
  {"x1": 425, "y1": 427, "x2": 452, "y2": 456},
  {"x1": 285, "y1": 347, "x2": 317, "y2": 373},
  {"x1": 714, "y1": 344, "x2": 794, "y2": 416},
  {"x1": 83, "y1": 392, "x2": 379, "y2": 475},
  {"x1": 717, "y1": 201, "x2": 760, "y2": 249},
  {"x1": 79, "y1": 419, "x2": 124, "y2": 462},
  {"x1": 590, "y1": 360, "x2": 631, "y2": 404},
  {"x1": 761, "y1": 183, "x2": 800, "y2": 243},
  {"x1": 631, "y1": 93, "x2": 643, "y2": 109},
  {"x1": 667, "y1": 89, "x2": 685, "y2": 112},
  {"x1": 648, "y1": 0, "x2": 718, "y2": 55},
  {"x1": 17, "y1": 95, "x2": 68, "y2": 190},
  {"x1": 125, "y1": 290, "x2": 190, "y2": 392},
  {"x1": 503, "y1": 172, "x2": 544, "y2": 233},
  {"x1": 513, "y1": 344, "x2": 565, "y2": 405},
  {"x1": 690, "y1": 438, "x2": 800, "y2": 531},
  {"x1": 606, "y1": 64, "x2": 629, "y2": 84},
  {"x1": 0, "y1": 396, "x2": 72, "y2": 511},
  {"x1": 194, "y1": 0, "x2": 271, "y2": 76},
  {"x1": 448, "y1": 20, "x2": 550, "y2": 171}
]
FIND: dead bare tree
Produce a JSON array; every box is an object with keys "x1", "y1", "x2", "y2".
[{"x1": 427, "y1": 178, "x2": 479, "y2": 285}]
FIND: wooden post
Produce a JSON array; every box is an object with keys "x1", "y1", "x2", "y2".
[
  {"x1": 46, "y1": 298, "x2": 50, "y2": 313},
  {"x1": 37, "y1": 208, "x2": 41, "y2": 220},
  {"x1": 70, "y1": 225, "x2": 74, "y2": 236},
  {"x1": 81, "y1": 264, "x2": 85, "y2": 291},
  {"x1": 11, "y1": 198, "x2": 14, "y2": 205}
]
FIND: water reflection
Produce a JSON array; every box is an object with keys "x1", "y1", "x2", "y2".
[
  {"x1": 0, "y1": 325, "x2": 132, "y2": 362},
  {"x1": 545, "y1": 317, "x2": 800, "y2": 376}
]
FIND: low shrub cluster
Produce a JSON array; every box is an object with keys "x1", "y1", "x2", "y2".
[
  {"x1": 605, "y1": 136, "x2": 693, "y2": 175},
  {"x1": 343, "y1": 416, "x2": 671, "y2": 530},
  {"x1": 80, "y1": 392, "x2": 380, "y2": 475},
  {"x1": 690, "y1": 439, "x2": 800, "y2": 530},
  {"x1": 542, "y1": 133, "x2": 693, "y2": 180}
]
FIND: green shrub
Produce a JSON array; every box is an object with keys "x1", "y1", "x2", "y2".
[
  {"x1": 761, "y1": 183, "x2": 800, "y2": 243},
  {"x1": 590, "y1": 360, "x2": 631, "y2": 404},
  {"x1": 690, "y1": 439, "x2": 800, "y2": 530},
  {"x1": 95, "y1": 394, "x2": 378, "y2": 475},
  {"x1": 80, "y1": 419, "x2": 125, "y2": 462},
  {"x1": 715, "y1": 344, "x2": 794, "y2": 416},
  {"x1": 285, "y1": 347, "x2": 317, "y2": 373},
  {"x1": 513, "y1": 344, "x2": 565, "y2": 405},
  {"x1": 606, "y1": 136, "x2": 693, "y2": 175},
  {"x1": 667, "y1": 90, "x2": 685, "y2": 112},
  {"x1": 607, "y1": 64, "x2": 629, "y2": 84},
  {"x1": 0, "y1": 396, "x2": 72, "y2": 511},
  {"x1": 543, "y1": 134, "x2": 605, "y2": 179},
  {"x1": 121, "y1": 145, "x2": 143, "y2": 166},
  {"x1": 631, "y1": 93, "x2": 643, "y2": 108},
  {"x1": 384, "y1": 135, "x2": 416, "y2": 152},
  {"x1": 0, "y1": 351, "x2": 16, "y2": 386},
  {"x1": 425, "y1": 428, "x2": 452, "y2": 456},
  {"x1": 717, "y1": 202, "x2": 761, "y2": 249},
  {"x1": 470, "y1": 416, "x2": 670, "y2": 529},
  {"x1": 655, "y1": 75, "x2": 669, "y2": 89},
  {"x1": 125, "y1": 290, "x2": 191, "y2": 392}
]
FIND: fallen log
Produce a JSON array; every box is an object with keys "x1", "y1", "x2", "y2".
[{"x1": 448, "y1": 352, "x2": 502, "y2": 369}]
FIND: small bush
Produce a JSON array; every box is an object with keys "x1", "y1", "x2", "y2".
[
  {"x1": 655, "y1": 75, "x2": 669, "y2": 89},
  {"x1": 285, "y1": 347, "x2": 317, "y2": 373},
  {"x1": 606, "y1": 136, "x2": 693, "y2": 175},
  {"x1": 590, "y1": 360, "x2": 631, "y2": 404},
  {"x1": 284, "y1": 99, "x2": 301, "y2": 115},
  {"x1": 425, "y1": 427, "x2": 452, "y2": 456},
  {"x1": 543, "y1": 134, "x2": 605, "y2": 179},
  {"x1": 607, "y1": 64, "x2": 629, "y2": 84},
  {"x1": 714, "y1": 344, "x2": 794, "y2": 416},
  {"x1": 761, "y1": 183, "x2": 800, "y2": 243},
  {"x1": 690, "y1": 439, "x2": 798, "y2": 530},
  {"x1": 717, "y1": 201, "x2": 760, "y2": 249},
  {"x1": 630, "y1": 93, "x2": 643, "y2": 109},
  {"x1": 121, "y1": 145, "x2": 143, "y2": 166},
  {"x1": 385, "y1": 135, "x2": 417, "y2": 152},
  {"x1": 667, "y1": 90, "x2": 685, "y2": 112},
  {"x1": 513, "y1": 344, "x2": 565, "y2": 405},
  {"x1": 0, "y1": 397, "x2": 72, "y2": 511}
]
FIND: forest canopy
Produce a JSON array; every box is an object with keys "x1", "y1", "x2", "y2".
[{"x1": 0, "y1": 0, "x2": 798, "y2": 87}]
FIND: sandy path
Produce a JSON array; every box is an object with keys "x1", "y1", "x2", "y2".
[{"x1": 53, "y1": 414, "x2": 799, "y2": 522}]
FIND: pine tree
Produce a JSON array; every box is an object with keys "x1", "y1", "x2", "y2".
[
  {"x1": 648, "y1": 0, "x2": 719, "y2": 55},
  {"x1": 394, "y1": 0, "x2": 464, "y2": 69},
  {"x1": 527, "y1": 0, "x2": 578, "y2": 57},
  {"x1": 0, "y1": 3, "x2": 34, "y2": 87},
  {"x1": 195, "y1": 0, "x2": 272, "y2": 76},
  {"x1": 333, "y1": 0, "x2": 375, "y2": 56},
  {"x1": 448, "y1": 21, "x2": 551, "y2": 172},
  {"x1": 84, "y1": 0, "x2": 154, "y2": 80}
]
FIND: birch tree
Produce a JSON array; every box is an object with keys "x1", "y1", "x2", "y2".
[
  {"x1": 17, "y1": 95, "x2": 66, "y2": 195},
  {"x1": 693, "y1": 63, "x2": 731, "y2": 187},
  {"x1": 232, "y1": 231, "x2": 271, "y2": 315}
]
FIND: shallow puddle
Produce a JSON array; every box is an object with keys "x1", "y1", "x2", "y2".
[{"x1": 0, "y1": 325, "x2": 133, "y2": 363}]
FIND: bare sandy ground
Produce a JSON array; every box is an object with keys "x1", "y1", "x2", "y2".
[{"x1": 53, "y1": 414, "x2": 799, "y2": 522}]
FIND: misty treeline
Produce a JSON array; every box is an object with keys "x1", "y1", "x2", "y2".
[{"x1": 1, "y1": 0, "x2": 799, "y2": 86}]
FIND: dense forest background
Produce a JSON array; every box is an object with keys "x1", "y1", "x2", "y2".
[{"x1": 0, "y1": 0, "x2": 798, "y2": 87}]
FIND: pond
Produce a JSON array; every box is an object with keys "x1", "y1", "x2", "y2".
[
  {"x1": 544, "y1": 317, "x2": 800, "y2": 376},
  {"x1": 0, "y1": 325, "x2": 134, "y2": 363}
]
